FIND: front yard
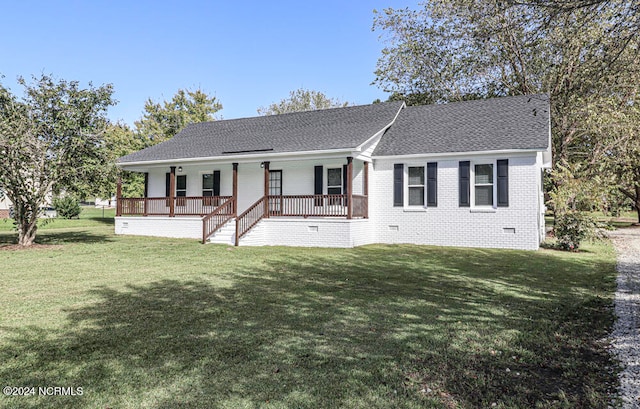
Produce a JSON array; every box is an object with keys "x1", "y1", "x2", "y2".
[{"x1": 0, "y1": 210, "x2": 619, "y2": 408}]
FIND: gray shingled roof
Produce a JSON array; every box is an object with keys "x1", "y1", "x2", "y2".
[
  {"x1": 118, "y1": 95, "x2": 549, "y2": 164},
  {"x1": 373, "y1": 94, "x2": 550, "y2": 156},
  {"x1": 118, "y1": 101, "x2": 404, "y2": 163}
]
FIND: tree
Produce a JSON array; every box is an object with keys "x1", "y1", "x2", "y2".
[
  {"x1": 96, "y1": 122, "x2": 148, "y2": 200},
  {"x1": 257, "y1": 88, "x2": 350, "y2": 115},
  {"x1": 135, "y1": 88, "x2": 222, "y2": 144},
  {"x1": 372, "y1": 0, "x2": 640, "y2": 217},
  {"x1": 588, "y1": 97, "x2": 640, "y2": 223},
  {"x1": 0, "y1": 75, "x2": 115, "y2": 246}
]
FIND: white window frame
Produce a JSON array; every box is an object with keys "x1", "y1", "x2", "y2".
[
  {"x1": 405, "y1": 165, "x2": 426, "y2": 208},
  {"x1": 470, "y1": 161, "x2": 498, "y2": 209}
]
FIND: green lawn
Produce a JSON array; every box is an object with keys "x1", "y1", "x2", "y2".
[{"x1": 0, "y1": 210, "x2": 619, "y2": 408}]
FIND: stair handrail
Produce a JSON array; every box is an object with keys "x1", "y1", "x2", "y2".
[
  {"x1": 202, "y1": 197, "x2": 235, "y2": 244},
  {"x1": 235, "y1": 196, "x2": 266, "y2": 245}
]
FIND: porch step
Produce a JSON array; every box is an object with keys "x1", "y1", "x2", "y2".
[{"x1": 206, "y1": 220, "x2": 236, "y2": 245}]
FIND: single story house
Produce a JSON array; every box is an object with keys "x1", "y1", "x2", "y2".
[
  {"x1": 0, "y1": 191, "x2": 10, "y2": 219},
  {"x1": 116, "y1": 94, "x2": 551, "y2": 250}
]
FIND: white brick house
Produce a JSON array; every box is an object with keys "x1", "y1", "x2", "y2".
[{"x1": 116, "y1": 95, "x2": 551, "y2": 250}]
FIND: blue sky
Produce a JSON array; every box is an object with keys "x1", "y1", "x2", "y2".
[{"x1": 1, "y1": 0, "x2": 418, "y2": 126}]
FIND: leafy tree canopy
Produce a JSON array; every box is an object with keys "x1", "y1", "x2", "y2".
[
  {"x1": 135, "y1": 88, "x2": 222, "y2": 144},
  {"x1": 0, "y1": 75, "x2": 115, "y2": 245},
  {"x1": 258, "y1": 88, "x2": 350, "y2": 115}
]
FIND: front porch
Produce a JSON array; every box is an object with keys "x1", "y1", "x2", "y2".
[
  {"x1": 115, "y1": 157, "x2": 370, "y2": 246},
  {"x1": 116, "y1": 194, "x2": 368, "y2": 245}
]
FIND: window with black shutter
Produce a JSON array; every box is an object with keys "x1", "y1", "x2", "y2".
[{"x1": 202, "y1": 171, "x2": 220, "y2": 206}]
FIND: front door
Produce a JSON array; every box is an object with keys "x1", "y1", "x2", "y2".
[{"x1": 269, "y1": 170, "x2": 282, "y2": 215}]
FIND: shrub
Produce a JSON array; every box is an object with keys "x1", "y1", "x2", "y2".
[
  {"x1": 53, "y1": 196, "x2": 81, "y2": 219},
  {"x1": 554, "y1": 211, "x2": 598, "y2": 251}
]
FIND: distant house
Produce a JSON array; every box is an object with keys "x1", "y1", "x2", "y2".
[
  {"x1": 0, "y1": 191, "x2": 10, "y2": 219},
  {"x1": 115, "y1": 94, "x2": 551, "y2": 250}
]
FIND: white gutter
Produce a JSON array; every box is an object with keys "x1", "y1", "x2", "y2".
[
  {"x1": 373, "y1": 148, "x2": 547, "y2": 160},
  {"x1": 117, "y1": 147, "x2": 361, "y2": 168}
]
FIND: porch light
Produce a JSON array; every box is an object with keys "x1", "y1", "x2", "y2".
[
  {"x1": 177, "y1": 166, "x2": 183, "y2": 173},
  {"x1": 260, "y1": 162, "x2": 264, "y2": 168}
]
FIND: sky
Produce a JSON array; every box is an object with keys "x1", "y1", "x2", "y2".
[{"x1": 1, "y1": 0, "x2": 419, "y2": 127}]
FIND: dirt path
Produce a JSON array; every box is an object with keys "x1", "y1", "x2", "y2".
[{"x1": 609, "y1": 226, "x2": 640, "y2": 408}]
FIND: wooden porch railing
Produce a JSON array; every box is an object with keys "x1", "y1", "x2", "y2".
[
  {"x1": 235, "y1": 196, "x2": 266, "y2": 244},
  {"x1": 202, "y1": 198, "x2": 235, "y2": 244},
  {"x1": 118, "y1": 196, "x2": 232, "y2": 217},
  {"x1": 119, "y1": 194, "x2": 368, "y2": 245},
  {"x1": 267, "y1": 194, "x2": 368, "y2": 218}
]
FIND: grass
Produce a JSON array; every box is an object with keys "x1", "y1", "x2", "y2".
[{"x1": 0, "y1": 209, "x2": 620, "y2": 408}]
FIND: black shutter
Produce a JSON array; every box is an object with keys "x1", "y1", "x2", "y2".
[
  {"x1": 393, "y1": 163, "x2": 403, "y2": 207},
  {"x1": 342, "y1": 165, "x2": 348, "y2": 194},
  {"x1": 314, "y1": 165, "x2": 323, "y2": 206},
  {"x1": 459, "y1": 161, "x2": 470, "y2": 207},
  {"x1": 342, "y1": 164, "x2": 348, "y2": 207},
  {"x1": 213, "y1": 170, "x2": 221, "y2": 196},
  {"x1": 144, "y1": 172, "x2": 149, "y2": 198},
  {"x1": 165, "y1": 173, "x2": 170, "y2": 197},
  {"x1": 427, "y1": 162, "x2": 437, "y2": 207},
  {"x1": 497, "y1": 159, "x2": 509, "y2": 207}
]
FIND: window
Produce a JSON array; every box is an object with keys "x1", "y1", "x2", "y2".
[
  {"x1": 269, "y1": 170, "x2": 282, "y2": 215},
  {"x1": 327, "y1": 167, "x2": 342, "y2": 205},
  {"x1": 202, "y1": 173, "x2": 214, "y2": 197},
  {"x1": 166, "y1": 172, "x2": 188, "y2": 197},
  {"x1": 474, "y1": 164, "x2": 493, "y2": 206},
  {"x1": 407, "y1": 166, "x2": 425, "y2": 206},
  {"x1": 269, "y1": 170, "x2": 282, "y2": 196},
  {"x1": 327, "y1": 168, "x2": 342, "y2": 195},
  {"x1": 460, "y1": 160, "x2": 508, "y2": 208},
  {"x1": 202, "y1": 172, "x2": 219, "y2": 206},
  {"x1": 176, "y1": 175, "x2": 187, "y2": 197},
  {"x1": 394, "y1": 163, "x2": 437, "y2": 208}
]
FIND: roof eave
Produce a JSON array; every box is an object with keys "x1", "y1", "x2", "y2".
[
  {"x1": 373, "y1": 147, "x2": 548, "y2": 160},
  {"x1": 117, "y1": 146, "x2": 361, "y2": 169}
]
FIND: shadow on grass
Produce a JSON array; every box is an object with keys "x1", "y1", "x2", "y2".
[
  {"x1": 0, "y1": 245, "x2": 618, "y2": 408},
  {"x1": 0, "y1": 230, "x2": 113, "y2": 246},
  {"x1": 81, "y1": 217, "x2": 115, "y2": 226}
]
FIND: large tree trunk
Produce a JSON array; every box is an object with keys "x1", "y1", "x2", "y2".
[
  {"x1": 635, "y1": 185, "x2": 640, "y2": 225},
  {"x1": 618, "y1": 185, "x2": 640, "y2": 225},
  {"x1": 17, "y1": 217, "x2": 38, "y2": 246},
  {"x1": 621, "y1": 185, "x2": 640, "y2": 225}
]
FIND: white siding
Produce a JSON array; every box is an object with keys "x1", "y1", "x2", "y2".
[{"x1": 370, "y1": 154, "x2": 543, "y2": 250}]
